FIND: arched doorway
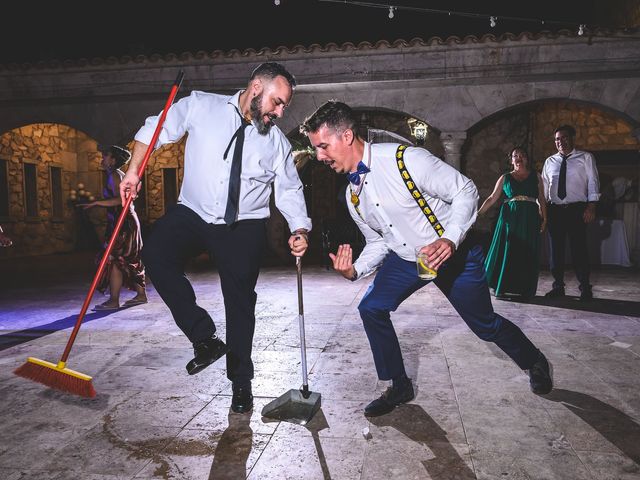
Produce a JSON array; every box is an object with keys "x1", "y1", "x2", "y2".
[{"x1": 465, "y1": 99, "x2": 640, "y2": 263}]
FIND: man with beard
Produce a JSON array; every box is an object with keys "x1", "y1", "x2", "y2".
[{"x1": 120, "y1": 62, "x2": 311, "y2": 413}]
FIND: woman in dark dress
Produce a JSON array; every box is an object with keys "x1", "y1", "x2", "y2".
[
  {"x1": 478, "y1": 147, "x2": 547, "y2": 299},
  {"x1": 81, "y1": 145, "x2": 147, "y2": 310}
]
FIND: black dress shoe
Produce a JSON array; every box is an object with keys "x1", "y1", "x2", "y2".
[
  {"x1": 185, "y1": 334, "x2": 229, "y2": 375},
  {"x1": 545, "y1": 287, "x2": 565, "y2": 298},
  {"x1": 231, "y1": 383, "x2": 253, "y2": 414},
  {"x1": 528, "y1": 352, "x2": 553, "y2": 394},
  {"x1": 364, "y1": 380, "x2": 415, "y2": 417},
  {"x1": 579, "y1": 287, "x2": 593, "y2": 302}
]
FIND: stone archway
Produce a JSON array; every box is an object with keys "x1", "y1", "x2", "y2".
[
  {"x1": 0, "y1": 123, "x2": 105, "y2": 257},
  {"x1": 465, "y1": 99, "x2": 640, "y2": 259}
]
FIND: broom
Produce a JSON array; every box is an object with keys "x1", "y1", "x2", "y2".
[{"x1": 13, "y1": 70, "x2": 185, "y2": 398}]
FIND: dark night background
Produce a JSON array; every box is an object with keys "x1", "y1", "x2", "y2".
[{"x1": 0, "y1": 0, "x2": 610, "y2": 64}]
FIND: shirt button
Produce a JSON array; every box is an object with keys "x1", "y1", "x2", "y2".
[
  {"x1": 376, "y1": 203, "x2": 379, "y2": 207},
  {"x1": 389, "y1": 224, "x2": 393, "y2": 228},
  {"x1": 403, "y1": 243, "x2": 406, "y2": 246}
]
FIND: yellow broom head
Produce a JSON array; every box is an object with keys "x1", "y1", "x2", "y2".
[{"x1": 14, "y1": 357, "x2": 96, "y2": 398}]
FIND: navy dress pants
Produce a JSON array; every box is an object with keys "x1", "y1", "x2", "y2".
[
  {"x1": 142, "y1": 204, "x2": 266, "y2": 384},
  {"x1": 358, "y1": 238, "x2": 540, "y2": 381}
]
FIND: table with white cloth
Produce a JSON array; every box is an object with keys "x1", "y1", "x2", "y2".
[{"x1": 540, "y1": 218, "x2": 632, "y2": 267}]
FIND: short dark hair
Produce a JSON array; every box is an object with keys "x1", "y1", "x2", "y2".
[
  {"x1": 250, "y1": 62, "x2": 296, "y2": 89},
  {"x1": 554, "y1": 125, "x2": 576, "y2": 137},
  {"x1": 299, "y1": 100, "x2": 359, "y2": 136},
  {"x1": 101, "y1": 144, "x2": 131, "y2": 168}
]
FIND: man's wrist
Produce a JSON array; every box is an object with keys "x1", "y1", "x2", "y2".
[
  {"x1": 293, "y1": 229, "x2": 309, "y2": 238},
  {"x1": 349, "y1": 267, "x2": 358, "y2": 281}
]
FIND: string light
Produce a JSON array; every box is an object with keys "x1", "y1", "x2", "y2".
[{"x1": 319, "y1": 0, "x2": 593, "y2": 33}]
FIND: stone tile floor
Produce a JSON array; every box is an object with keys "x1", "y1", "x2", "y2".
[{"x1": 0, "y1": 253, "x2": 639, "y2": 479}]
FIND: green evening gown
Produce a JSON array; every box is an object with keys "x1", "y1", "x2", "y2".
[{"x1": 484, "y1": 171, "x2": 541, "y2": 298}]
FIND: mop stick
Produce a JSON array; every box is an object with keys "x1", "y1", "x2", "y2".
[{"x1": 14, "y1": 71, "x2": 185, "y2": 398}]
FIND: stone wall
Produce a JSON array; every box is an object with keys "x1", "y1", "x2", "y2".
[
  {"x1": 0, "y1": 124, "x2": 191, "y2": 258},
  {"x1": 138, "y1": 140, "x2": 185, "y2": 224},
  {"x1": 0, "y1": 124, "x2": 101, "y2": 257},
  {"x1": 530, "y1": 101, "x2": 638, "y2": 166}
]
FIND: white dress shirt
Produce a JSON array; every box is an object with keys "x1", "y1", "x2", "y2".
[
  {"x1": 348, "y1": 143, "x2": 479, "y2": 279},
  {"x1": 135, "y1": 90, "x2": 311, "y2": 232},
  {"x1": 542, "y1": 149, "x2": 600, "y2": 204}
]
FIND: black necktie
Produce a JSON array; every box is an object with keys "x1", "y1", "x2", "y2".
[
  {"x1": 557, "y1": 153, "x2": 570, "y2": 200},
  {"x1": 223, "y1": 110, "x2": 251, "y2": 225}
]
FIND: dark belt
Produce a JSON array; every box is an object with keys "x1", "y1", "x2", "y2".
[{"x1": 548, "y1": 202, "x2": 586, "y2": 209}]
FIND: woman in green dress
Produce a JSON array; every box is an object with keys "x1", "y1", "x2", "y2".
[{"x1": 478, "y1": 147, "x2": 547, "y2": 299}]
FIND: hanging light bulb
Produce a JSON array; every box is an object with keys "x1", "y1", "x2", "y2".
[
  {"x1": 388, "y1": 6, "x2": 395, "y2": 19},
  {"x1": 578, "y1": 24, "x2": 585, "y2": 36},
  {"x1": 489, "y1": 16, "x2": 497, "y2": 28},
  {"x1": 274, "y1": 0, "x2": 280, "y2": 5}
]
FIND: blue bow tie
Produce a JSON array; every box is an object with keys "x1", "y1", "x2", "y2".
[{"x1": 347, "y1": 161, "x2": 370, "y2": 185}]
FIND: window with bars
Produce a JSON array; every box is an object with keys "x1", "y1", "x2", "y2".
[
  {"x1": 134, "y1": 175, "x2": 147, "y2": 220},
  {"x1": 23, "y1": 163, "x2": 38, "y2": 218},
  {"x1": 163, "y1": 168, "x2": 178, "y2": 212},
  {"x1": 0, "y1": 159, "x2": 8, "y2": 218},
  {"x1": 50, "y1": 166, "x2": 63, "y2": 219}
]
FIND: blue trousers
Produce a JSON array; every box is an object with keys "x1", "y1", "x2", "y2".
[
  {"x1": 358, "y1": 239, "x2": 540, "y2": 380},
  {"x1": 142, "y1": 204, "x2": 266, "y2": 384}
]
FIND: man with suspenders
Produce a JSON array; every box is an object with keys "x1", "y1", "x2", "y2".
[{"x1": 300, "y1": 100, "x2": 552, "y2": 417}]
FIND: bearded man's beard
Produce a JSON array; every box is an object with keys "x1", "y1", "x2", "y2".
[{"x1": 250, "y1": 94, "x2": 277, "y2": 135}]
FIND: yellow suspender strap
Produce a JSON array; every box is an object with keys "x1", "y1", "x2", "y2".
[{"x1": 395, "y1": 145, "x2": 445, "y2": 237}]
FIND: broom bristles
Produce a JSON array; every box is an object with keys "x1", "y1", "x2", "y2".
[{"x1": 14, "y1": 358, "x2": 96, "y2": 398}]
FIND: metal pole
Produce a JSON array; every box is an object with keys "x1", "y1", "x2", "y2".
[{"x1": 296, "y1": 256, "x2": 310, "y2": 397}]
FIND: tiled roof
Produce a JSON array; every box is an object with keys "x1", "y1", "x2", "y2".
[{"x1": 1, "y1": 28, "x2": 636, "y2": 71}]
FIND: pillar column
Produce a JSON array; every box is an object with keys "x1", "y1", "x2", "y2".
[{"x1": 440, "y1": 131, "x2": 467, "y2": 171}]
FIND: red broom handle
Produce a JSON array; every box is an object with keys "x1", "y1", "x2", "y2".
[{"x1": 59, "y1": 70, "x2": 185, "y2": 363}]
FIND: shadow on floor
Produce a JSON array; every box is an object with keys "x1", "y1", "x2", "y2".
[
  {"x1": 504, "y1": 295, "x2": 640, "y2": 318},
  {"x1": 209, "y1": 410, "x2": 254, "y2": 480},
  {"x1": 0, "y1": 310, "x2": 118, "y2": 352},
  {"x1": 368, "y1": 403, "x2": 476, "y2": 479},
  {"x1": 305, "y1": 409, "x2": 331, "y2": 480},
  {"x1": 545, "y1": 389, "x2": 640, "y2": 465},
  {"x1": 258, "y1": 407, "x2": 331, "y2": 479}
]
